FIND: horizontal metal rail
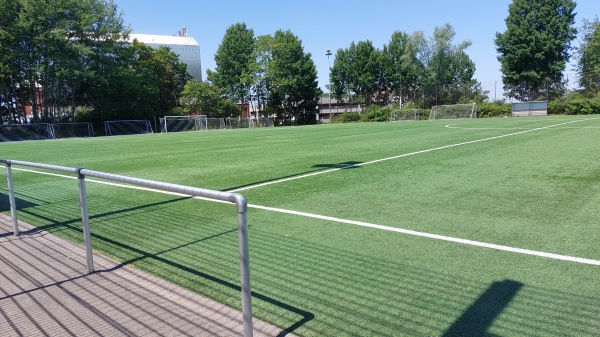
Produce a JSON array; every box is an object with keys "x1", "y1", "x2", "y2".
[{"x1": 1, "y1": 158, "x2": 253, "y2": 337}]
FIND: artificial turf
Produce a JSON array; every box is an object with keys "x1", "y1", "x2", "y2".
[{"x1": 1, "y1": 116, "x2": 599, "y2": 336}]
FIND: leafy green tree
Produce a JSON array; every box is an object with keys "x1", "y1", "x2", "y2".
[
  {"x1": 383, "y1": 31, "x2": 423, "y2": 106},
  {"x1": 415, "y1": 23, "x2": 477, "y2": 106},
  {"x1": 207, "y1": 23, "x2": 256, "y2": 105},
  {"x1": 0, "y1": 0, "x2": 128, "y2": 123},
  {"x1": 252, "y1": 34, "x2": 273, "y2": 116},
  {"x1": 495, "y1": 0, "x2": 577, "y2": 101},
  {"x1": 331, "y1": 40, "x2": 380, "y2": 106},
  {"x1": 180, "y1": 79, "x2": 239, "y2": 118},
  {"x1": 577, "y1": 17, "x2": 600, "y2": 96},
  {"x1": 267, "y1": 30, "x2": 321, "y2": 124},
  {"x1": 88, "y1": 41, "x2": 189, "y2": 121},
  {"x1": 331, "y1": 25, "x2": 477, "y2": 108}
]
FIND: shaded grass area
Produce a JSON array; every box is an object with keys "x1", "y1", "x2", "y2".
[{"x1": 1, "y1": 116, "x2": 599, "y2": 336}]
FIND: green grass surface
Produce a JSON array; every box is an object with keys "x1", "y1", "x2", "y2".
[{"x1": 1, "y1": 116, "x2": 599, "y2": 336}]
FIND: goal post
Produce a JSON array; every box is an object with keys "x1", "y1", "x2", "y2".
[
  {"x1": 0, "y1": 123, "x2": 55, "y2": 142},
  {"x1": 159, "y1": 115, "x2": 208, "y2": 133},
  {"x1": 255, "y1": 117, "x2": 274, "y2": 127},
  {"x1": 104, "y1": 120, "x2": 153, "y2": 136},
  {"x1": 52, "y1": 122, "x2": 94, "y2": 138},
  {"x1": 430, "y1": 103, "x2": 477, "y2": 120},
  {"x1": 206, "y1": 118, "x2": 226, "y2": 130},
  {"x1": 226, "y1": 117, "x2": 255, "y2": 129},
  {"x1": 390, "y1": 109, "x2": 421, "y2": 122}
]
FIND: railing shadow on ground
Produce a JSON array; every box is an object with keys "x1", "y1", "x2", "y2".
[
  {"x1": 5, "y1": 195, "x2": 312, "y2": 336},
  {"x1": 0, "y1": 219, "x2": 282, "y2": 336},
  {"x1": 2, "y1": 186, "x2": 599, "y2": 336}
]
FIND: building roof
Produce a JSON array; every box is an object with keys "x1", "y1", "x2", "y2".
[{"x1": 129, "y1": 34, "x2": 199, "y2": 47}]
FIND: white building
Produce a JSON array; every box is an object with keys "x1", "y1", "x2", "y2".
[{"x1": 129, "y1": 30, "x2": 202, "y2": 81}]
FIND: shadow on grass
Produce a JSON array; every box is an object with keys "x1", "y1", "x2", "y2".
[
  {"x1": 3, "y1": 187, "x2": 599, "y2": 336},
  {"x1": 0, "y1": 192, "x2": 41, "y2": 238},
  {"x1": 223, "y1": 161, "x2": 363, "y2": 192},
  {"x1": 14, "y1": 196, "x2": 313, "y2": 336},
  {"x1": 442, "y1": 279, "x2": 523, "y2": 337}
]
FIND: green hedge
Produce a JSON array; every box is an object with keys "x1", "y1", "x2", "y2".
[
  {"x1": 333, "y1": 97, "x2": 600, "y2": 124},
  {"x1": 549, "y1": 98, "x2": 600, "y2": 115},
  {"x1": 476, "y1": 101, "x2": 512, "y2": 118}
]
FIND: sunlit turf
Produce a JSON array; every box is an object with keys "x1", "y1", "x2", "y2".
[{"x1": 1, "y1": 116, "x2": 599, "y2": 336}]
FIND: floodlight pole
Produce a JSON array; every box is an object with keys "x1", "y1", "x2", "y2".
[{"x1": 326, "y1": 49, "x2": 332, "y2": 123}]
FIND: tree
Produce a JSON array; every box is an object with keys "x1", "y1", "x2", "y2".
[
  {"x1": 423, "y1": 24, "x2": 478, "y2": 106},
  {"x1": 383, "y1": 31, "x2": 423, "y2": 106},
  {"x1": 252, "y1": 35, "x2": 273, "y2": 116},
  {"x1": 180, "y1": 79, "x2": 239, "y2": 118},
  {"x1": 87, "y1": 41, "x2": 189, "y2": 121},
  {"x1": 577, "y1": 17, "x2": 600, "y2": 96},
  {"x1": 267, "y1": 30, "x2": 321, "y2": 124},
  {"x1": 207, "y1": 23, "x2": 256, "y2": 105},
  {"x1": 331, "y1": 40, "x2": 380, "y2": 106},
  {"x1": 331, "y1": 25, "x2": 477, "y2": 109},
  {"x1": 495, "y1": 0, "x2": 577, "y2": 101},
  {"x1": 0, "y1": 0, "x2": 128, "y2": 123}
]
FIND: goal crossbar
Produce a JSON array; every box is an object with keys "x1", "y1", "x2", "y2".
[
  {"x1": 430, "y1": 103, "x2": 477, "y2": 120},
  {"x1": 105, "y1": 120, "x2": 153, "y2": 136},
  {"x1": 160, "y1": 115, "x2": 207, "y2": 133}
]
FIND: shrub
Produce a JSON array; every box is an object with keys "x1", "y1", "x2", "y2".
[
  {"x1": 361, "y1": 105, "x2": 390, "y2": 122},
  {"x1": 337, "y1": 111, "x2": 361, "y2": 123},
  {"x1": 548, "y1": 98, "x2": 568, "y2": 115},
  {"x1": 477, "y1": 101, "x2": 511, "y2": 118}
]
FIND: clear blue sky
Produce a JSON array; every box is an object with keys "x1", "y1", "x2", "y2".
[{"x1": 117, "y1": 0, "x2": 598, "y2": 91}]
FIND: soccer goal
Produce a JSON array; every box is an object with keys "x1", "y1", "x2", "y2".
[
  {"x1": 226, "y1": 117, "x2": 255, "y2": 129},
  {"x1": 0, "y1": 123, "x2": 55, "y2": 142},
  {"x1": 104, "y1": 120, "x2": 153, "y2": 136},
  {"x1": 390, "y1": 109, "x2": 421, "y2": 122},
  {"x1": 254, "y1": 117, "x2": 274, "y2": 127},
  {"x1": 52, "y1": 123, "x2": 94, "y2": 138},
  {"x1": 205, "y1": 118, "x2": 225, "y2": 130},
  {"x1": 159, "y1": 115, "x2": 207, "y2": 133},
  {"x1": 429, "y1": 103, "x2": 477, "y2": 120}
]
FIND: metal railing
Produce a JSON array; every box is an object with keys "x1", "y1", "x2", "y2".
[{"x1": 1, "y1": 159, "x2": 253, "y2": 337}]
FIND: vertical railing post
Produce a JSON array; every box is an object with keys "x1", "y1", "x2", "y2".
[
  {"x1": 5, "y1": 161, "x2": 19, "y2": 236},
  {"x1": 234, "y1": 194, "x2": 253, "y2": 337},
  {"x1": 77, "y1": 169, "x2": 94, "y2": 274}
]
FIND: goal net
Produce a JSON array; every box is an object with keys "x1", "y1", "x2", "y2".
[
  {"x1": 429, "y1": 103, "x2": 477, "y2": 120},
  {"x1": 255, "y1": 117, "x2": 274, "y2": 127},
  {"x1": 206, "y1": 118, "x2": 225, "y2": 130},
  {"x1": 159, "y1": 115, "x2": 207, "y2": 133},
  {"x1": 390, "y1": 109, "x2": 421, "y2": 122},
  {"x1": 52, "y1": 123, "x2": 94, "y2": 138},
  {"x1": 104, "y1": 120, "x2": 153, "y2": 136},
  {"x1": 0, "y1": 123, "x2": 55, "y2": 142},
  {"x1": 226, "y1": 117, "x2": 255, "y2": 129}
]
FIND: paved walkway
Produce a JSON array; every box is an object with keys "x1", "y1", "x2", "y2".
[{"x1": 0, "y1": 215, "x2": 291, "y2": 337}]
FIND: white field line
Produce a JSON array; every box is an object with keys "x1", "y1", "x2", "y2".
[
  {"x1": 230, "y1": 118, "x2": 599, "y2": 192},
  {"x1": 9, "y1": 166, "x2": 600, "y2": 266},
  {"x1": 249, "y1": 204, "x2": 600, "y2": 266},
  {"x1": 445, "y1": 124, "x2": 600, "y2": 130}
]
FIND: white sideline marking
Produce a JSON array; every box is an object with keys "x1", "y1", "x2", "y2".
[
  {"x1": 248, "y1": 204, "x2": 600, "y2": 266},
  {"x1": 445, "y1": 124, "x2": 600, "y2": 130},
  {"x1": 231, "y1": 118, "x2": 599, "y2": 192},
  {"x1": 10, "y1": 167, "x2": 600, "y2": 266}
]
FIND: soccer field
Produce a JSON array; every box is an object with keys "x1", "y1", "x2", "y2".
[{"x1": 1, "y1": 116, "x2": 599, "y2": 336}]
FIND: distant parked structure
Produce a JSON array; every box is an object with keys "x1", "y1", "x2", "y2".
[
  {"x1": 129, "y1": 28, "x2": 202, "y2": 81},
  {"x1": 317, "y1": 97, "x2": 362, "y2": 123}
]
